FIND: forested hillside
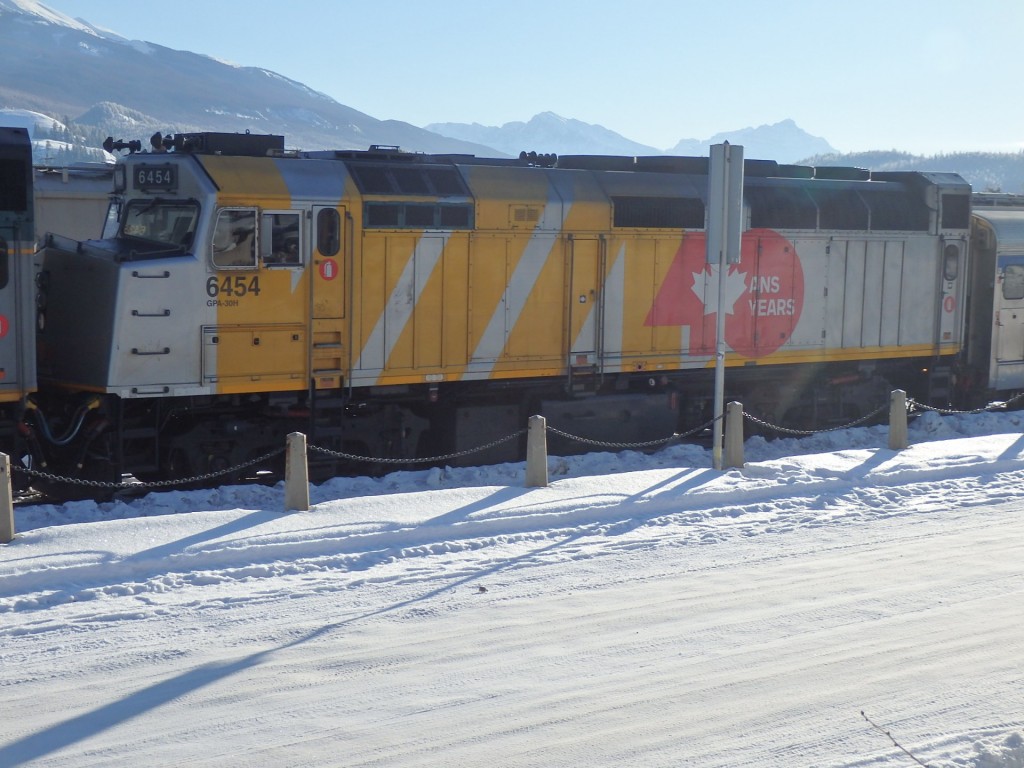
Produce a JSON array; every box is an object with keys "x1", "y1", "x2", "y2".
[{"x1": 807, "y1": 150, "x2": 1024, "y2": 193}]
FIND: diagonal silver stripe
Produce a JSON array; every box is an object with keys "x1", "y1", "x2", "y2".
[
  {"x1": 354, "y1": 234, "x2": 449, "y2": 376},
  {"x1": 463, "y1": 200, "x2": 571, "y2": 379},
  {"x1": 588, "y1": 243, "x2": 625, "y2": 371}
]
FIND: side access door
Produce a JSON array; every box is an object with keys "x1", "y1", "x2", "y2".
[
  {"x1": 992, "y1": 253, "x2": 1024, "y2": 388},
  {"x1": 568, "y1": 236, "x2": 602, "y2": 373},
  {"x1": 310, "y1": 206, "x2": 347, "y2": 389}
]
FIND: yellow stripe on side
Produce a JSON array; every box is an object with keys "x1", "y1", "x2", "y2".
[{"x1": 199, "y1": 156, "x2": 292, "y2": 205}]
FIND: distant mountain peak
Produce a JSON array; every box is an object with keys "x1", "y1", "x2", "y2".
[
  {"x1": 0, "y1": 0, "x2": 118, "y2": 38},
  {"x1": 426, "y1": 112, "x2": 660, "y2": 158},
  {"x1": 0, "y1": 5, "x2": 506, "y2": 158},
  {"x1": 670, "y1": 120, "x2": 837, "y2": 163},
  {"x1": 427, "y1": 113, "x2": 835, "y2": 163}
]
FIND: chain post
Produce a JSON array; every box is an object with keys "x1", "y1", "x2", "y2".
[
  {"x1": 284, "y1": 432, "x2": 310, "y2": 511},
  {"x1": 724, "y1": 401, "x2": 745, "y2": 469},
  {"x1": 1, "y1": 453, "x2": 13, "y2": 543},
  {"x1": 889, "y1": 389, "x2": 909, "y2": 450},
  {"x1": 525, "y1": 415, "x2": 548, "y2": 488}
]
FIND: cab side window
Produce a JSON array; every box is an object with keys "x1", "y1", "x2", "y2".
[
  {"x1": 1004, "y1": 264, "x2": 1024, "y2": 301},
  {"x1": 212, "y1": 208, "x2": 257, "y2": 268},
  {"x1": 261, "y1": 212, "x2": 302, "y2": 266},
  {"x1": 0, "y1": 237, "x2": 8, "y2": 290},
  {"x1": 317, "y1": 208, "x2": 341, "y2": 256}
]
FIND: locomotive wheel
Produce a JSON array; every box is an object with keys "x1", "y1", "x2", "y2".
[{"x1": 164, "y1": 447, "x2": 194, "y2": 482}]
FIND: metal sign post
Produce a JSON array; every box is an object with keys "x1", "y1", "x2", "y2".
[{"x1": 707, "y1": 142, "x2": 744, "y2": 470}]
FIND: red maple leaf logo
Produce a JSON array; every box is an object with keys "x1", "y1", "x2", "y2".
[{"x1": 645, "y1": 229, "x2": 805, "y2": 358}]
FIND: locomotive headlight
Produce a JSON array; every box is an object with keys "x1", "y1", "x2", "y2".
[
  {"x1": 943, "y1": 243, "x2": 960, "y2": 281},
  {"x1": 113, "y1": 164, "x2": 126, "y2": 193}
]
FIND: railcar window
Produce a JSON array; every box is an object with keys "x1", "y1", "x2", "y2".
[
  {"x1": 211, "y1": 208, "x2": 257, "y2": 268},
  {"x1": 0, "y1": 158, "x2": 29, "y2": 212},
  {"x1": 439, "y1": 205, "x2": 471, "y2": 228},
  {"x1": 391, "y1": 167, "x2": 430, "y2": 194},
  {"x1": 404, "y1": 204, "x2": 435, "y2": 227},
  {"x1": 941, "y1": 194, "x2": 971, "y2": 229},
  {"x1": 366, "y1": 203, "x2": 400, "y2": 227},
  {"x1": 364, "y1": 202, "x2": 474, "y2": 229},
  {"x1": 612, "y1": 196, "x2": 704, "y2": 228},
  {"x1": 1004, "y1": 264, "x2": 1024, "y2": 301},
  {"x1": 746, "y1": 187, "x2": 816, "y2": 229},
  {"x1": 0, "y1": 238, "x2": 8, "y2": 289},
  {"x1": 261, "y1": 212, "x2": 301, "y2": 266},
  {"x1": 120, "y1": 200, "x2": 199, "y2": 249},
  {"x1": 809, "y1": 189, "x2": 868, "y2": 230},
  {"x1": 102, "y1": 200, "x2": 122, "y2": 239},
  {"x1": 351, "y1": 166, "x2": 392, "y2": 194},
  {"x1": 426, "y1": 168, "x2": 468, "y2": 195},
  {"x1": 866, "y1": 191, "x2": 930, "y2": 231},
  {"x1": 348, "y1": 164, "x2": 470, "y2": 197},
  {"x1": 317, "y1": 208, "x2": 341, "y2": 256}
]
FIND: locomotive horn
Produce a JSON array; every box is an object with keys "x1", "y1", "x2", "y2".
[{"x1": 102, "y1": 137, "x2": 142, "y2": 154}]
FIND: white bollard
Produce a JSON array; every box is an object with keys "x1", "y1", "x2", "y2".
[
  {"x1": 284, "y1": 432, "x2": 310, "y2": 512},
  {"x1": 889, "y1": 390, "x2": 908, "y2": 450},
  {"x1": 724, "y1": 401, "x2": 745, "y2": 469},
  {"x1": 525, "y1": 415, "x2": 548, "y2": 488},
  {"x1": 0, "y1": 453, "x2": 14, "y2": 543}
]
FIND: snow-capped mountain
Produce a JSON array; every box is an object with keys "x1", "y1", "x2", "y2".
[
  {"x1": 666, "y1": 119, "x2": 837, "y2": 163},
  {"x1": 0, "y1": 0, "x2": 498, "y2": 155},
  {"x1": 427, "y1": 113, "x2": 838, "y2": 164},
  {"x1": 0, "y1": 107, "x2": 113, "y2": 164},
  {"x1": 426, "y1": 112, "x2": 664, "y2": 159}
]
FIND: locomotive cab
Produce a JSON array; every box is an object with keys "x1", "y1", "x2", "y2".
[{"x1": 33, "y1": 131, "x2": 417, "y2": 484}]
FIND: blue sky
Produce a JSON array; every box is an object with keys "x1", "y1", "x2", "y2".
[{"x1": 38, "y1": 0, "x2": 1024, "y2": 155}]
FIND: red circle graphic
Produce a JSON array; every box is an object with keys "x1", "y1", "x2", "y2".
[{"x1": 644, "y1": 229, "x2": 805, "y2": 358}]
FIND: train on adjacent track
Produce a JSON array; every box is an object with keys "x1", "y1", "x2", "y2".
[{"x1": 3, "y1": 126, "x2": 1024, "y2": 489}]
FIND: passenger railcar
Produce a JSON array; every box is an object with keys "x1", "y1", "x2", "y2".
[
  {"x1": 33, "y1": 164, "x2": 116, "y2": 246},
  {"x1": 0, "y1": 127, "x2": 37, "y2": 468},
  {"x1": 27, "y1": 131, "x2": 979, "y2": 484},
  {"x1": 961, "y1": 194, "x2": 1024, "y2": 402}
]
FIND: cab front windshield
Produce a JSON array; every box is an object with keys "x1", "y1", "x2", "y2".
[{"x1": 120, "y1": 199, "x2": 199, "y2": 249}]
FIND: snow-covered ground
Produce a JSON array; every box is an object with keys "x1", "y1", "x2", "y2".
[{"x1": 3, "y1": 410, "x2": 1024, "y2": 767}]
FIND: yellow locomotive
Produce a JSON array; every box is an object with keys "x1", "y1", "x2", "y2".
[{"x1": 32, "y1": 132, "x2": 971, "y2": 483}]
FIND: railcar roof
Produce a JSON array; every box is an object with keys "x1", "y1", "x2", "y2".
[{"x1": 973, "y1": 208, "x2": 1024, "y2": 251}]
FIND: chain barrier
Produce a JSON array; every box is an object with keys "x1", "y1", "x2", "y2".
[
  {"x1": 12, "y1": 414, "x2": 717, "y2": 496},
  {"x1": 907, "y1": 389, "x2": 1024, "y2": 417},
  {"x1": 13, "y1": 446, "x2": 287, "y2": 492},
  {"x1": 545, "y1": 416, "x2": 719, "y2": 451},
  {"x1": 744, "y1": 389, "x2": 1024, "y2": 438},
  {"x1": 308, "y1": 428, "x2": 527, "y2": 466},
  {"x1": 15, "y1": 390, "x2": 1024, "y2": 496},
  {"x1": 742, "y1": 403, "x2": 889, "y2": 438}
]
